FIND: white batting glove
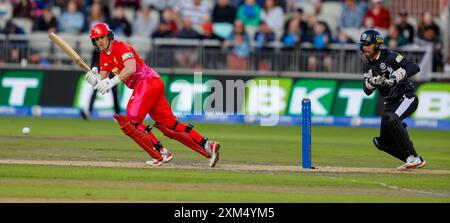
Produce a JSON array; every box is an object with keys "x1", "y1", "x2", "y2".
[
  {"x1": 94, "y1": 75, "x2": 121, "y2": 95},
  {"x1": 85, "y1": 67, "x2": 101, "y2": 87}
]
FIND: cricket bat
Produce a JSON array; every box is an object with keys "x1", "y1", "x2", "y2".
[{"x1": 48, "y1": 32, "x2": 91, "y2": 73}]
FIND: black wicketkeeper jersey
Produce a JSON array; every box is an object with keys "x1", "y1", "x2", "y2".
[{"x1": 362, "y1": 49, "x2": 420, "y2": 104}]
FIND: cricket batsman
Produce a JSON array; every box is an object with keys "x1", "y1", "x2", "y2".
[
  {"x1": 84, "y1": 23, "x2": 220, "y2": 167},
  {"x1": 359, "y1": 29, "x2": 426, "y2": 170}
]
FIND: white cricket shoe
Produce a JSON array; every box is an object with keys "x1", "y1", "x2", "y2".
[
  {"x1": 208, "y1": 141, "x2": 220, "y2": 168},
  {"x1": 145, "y1": 159, "x2": 163, "y2": 166},
  {"x1": 397, "y1": 155, "x2": 422, "y2": 171},
  {"x1": 145, "y1": 148, "x2": 173, "y2": 167},
  {"x1": 416, "y1": 156, "x2": 427, "y2": 169},
  {"x1": 160, "y1": 148, "x2": 173, "y2": 163}
]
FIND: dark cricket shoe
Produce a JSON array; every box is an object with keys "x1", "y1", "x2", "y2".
[{"x1": 80, "y1": 109, "x2": 90, "y2": 120}]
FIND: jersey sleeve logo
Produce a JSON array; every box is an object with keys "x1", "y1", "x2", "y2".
[
  {"x1": 112, "y1": 67, "x2": 120, "y2": 75},
  {"x1": 122, "y1": 52, "x2": 134, "y2": 61},
  {"x1": 395, "y1": 54, "x2": 404, "y2": 63}
]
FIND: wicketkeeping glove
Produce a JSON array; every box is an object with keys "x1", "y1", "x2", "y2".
[
  {"x1": 369, "y1": 75, "x2": 386, "y2": 86},
  {"x1": 85, "y1": 67, "x2": 102, "y2": 87},
  {"x1": 94, "y1": 75, "x2": 121, "y2": 95},
  {"x1": 364, "y1": 69, "x2": 385, "y2": 89},
  {"x1": 385, "y1": 68, "x2": 406, "y2": 86}
]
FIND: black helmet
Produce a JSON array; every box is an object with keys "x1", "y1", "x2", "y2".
[
  {"x1": 358, "y1": 29, "x2": 384, "y2": 52},
  {"x1": 358, "y1": 29, "x2": 384, "y2": 45}
]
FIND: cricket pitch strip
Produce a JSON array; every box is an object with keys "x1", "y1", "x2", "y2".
[{"x1": 1, "y1": 159, "x2": 449, "y2": 175}]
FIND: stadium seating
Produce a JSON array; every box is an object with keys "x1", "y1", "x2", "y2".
[
  {"x1": 320, "y1": 1, "x2": 342, "y2": 34},
  {"x1": 127, "y1": 35, "x2": 152, "y2": 61},
  {"x1": 79, "y1": 34, "x2": 94, "y2": 65},
  {"x1": 293, "y1": 1, "x2": 315, "y2": 15},
  {"x1": 28, "y1": 32, "x2": 52, "y2": 60},
  {"x1": 11, "y1": 18, "x2": 33, "y2": 34},
  {"x1": 51, "y1": 33, "x2": 79, "y2": 64},
  {"x1": 123, "y1": 7, "x2": 136, "y2": 24},
  {"x1": 0, "y1": 0, "x2": 446, "y2": 74},
  {"x1": 213, "y1": 23, "x2": 233, "y2": 39}
]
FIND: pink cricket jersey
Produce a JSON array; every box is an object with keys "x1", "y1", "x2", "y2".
[{"x1": 99, "y1": 40, "x2": 159, "y2": 89}]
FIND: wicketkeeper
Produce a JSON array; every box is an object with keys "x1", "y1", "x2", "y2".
[
  {"x1": 359, "y1": 29, "x2": 426, "y2": 170},
  {"x1": 85, "y1": 23, "x2": 220, "y2": 167}
]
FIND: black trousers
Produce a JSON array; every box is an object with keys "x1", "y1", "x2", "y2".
[{"x1": 380, "y1": 96, "x2": 419, "y2": 144}]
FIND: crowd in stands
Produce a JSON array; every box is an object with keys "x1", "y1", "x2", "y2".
[{"x1": 0, "y1": 0, "x2": 447, "y2": 72}]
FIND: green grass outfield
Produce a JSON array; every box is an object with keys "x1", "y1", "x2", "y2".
[{"x1": 0, "y1": 116, "x2": 449, "y2": 202}]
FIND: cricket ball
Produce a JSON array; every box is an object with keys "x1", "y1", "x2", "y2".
[{"x1": 22, "y1": 127, "x2": 30, "y2": 135}]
